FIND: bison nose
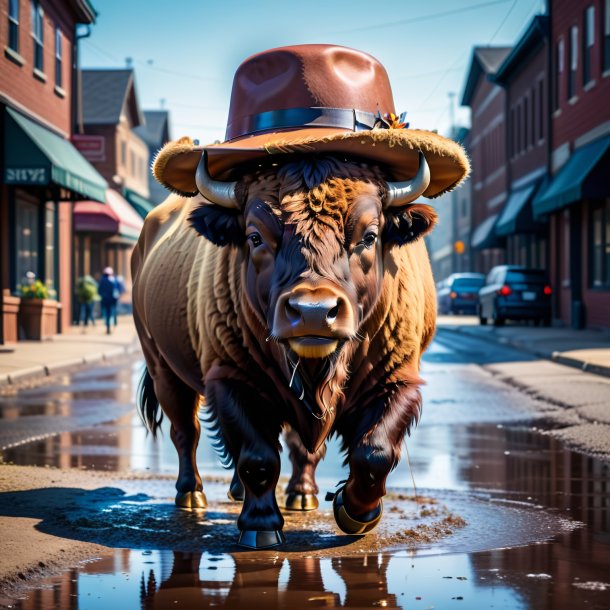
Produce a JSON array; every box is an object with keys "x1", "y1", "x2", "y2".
[{"x1": 285, "y1": 295, "x2": 341, "y2": 327}]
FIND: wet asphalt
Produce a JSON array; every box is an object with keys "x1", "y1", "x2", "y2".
[{"x1": 0, "y1": 329, "x2": 609, "y2": 609}]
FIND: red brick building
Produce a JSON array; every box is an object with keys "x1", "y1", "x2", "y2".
[
  {"x1": 534, "y1": 0, "x2": 610, "y2": 328},
  {"x1": 461, "y1": 47, "x2": 511, "y2": 273},
  {"x1": 0, "y1": 0, "x2": 106, "y2": 342},
  {"x1": 493, "y1": 16, "x2": 550, "y2": 272}
]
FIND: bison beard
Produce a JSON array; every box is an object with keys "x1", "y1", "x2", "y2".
[{"x1": 133, "y1": 154, "x2": 437, "y2": 547}]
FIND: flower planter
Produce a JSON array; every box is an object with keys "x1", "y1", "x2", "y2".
[
  {"x1": 18, "y1": 298, "x2": 59, "y2": 340},
  {"x1": 2, "y1": 294, "x2": 20, "y2": 343}
]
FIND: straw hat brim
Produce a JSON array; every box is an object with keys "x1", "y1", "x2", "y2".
[{"x1": 153, "y1": 127, "x2": 470, "y2": 199}]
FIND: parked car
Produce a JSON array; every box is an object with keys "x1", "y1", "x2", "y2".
[
  {"x1": 437, "y1": 273, "x2": 486, "y2": 315},
  {"x1": 478, "y1": 265, "x2": 552, "y2": 326}
]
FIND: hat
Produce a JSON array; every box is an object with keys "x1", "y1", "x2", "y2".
[
  {"x1": 154, "y1": 44, "x2": 470, "y2": 198},
  {"x1": 103, "y1": 266, "x2": 114, "y2": 275}
]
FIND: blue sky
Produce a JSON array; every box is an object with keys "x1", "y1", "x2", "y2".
[{"x1": 81, "y1": 0, "x2": 545, "y2": 143}]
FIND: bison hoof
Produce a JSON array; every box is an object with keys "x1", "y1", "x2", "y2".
[
  {"x1": 227, "y1": 479, "x2": 245, "y2": 502},
  {"x1": 285, "y1": 493, "x2": 319, "y2": 511},
  {"x1": 238, "y1": 529, "x2": 286, "y2": 549},
  {"x1": 175, "y1": 490, "x2": 207, "y2": 510},
  {"x1": 333, "y1": 488, "x2": 382, "y2": 535}
]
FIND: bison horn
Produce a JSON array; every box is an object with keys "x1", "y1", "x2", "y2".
[
  {"x1": 385, "y1": 151, "x2": 431, "y2": 207},
  {"x1": 195, "y1": 151, "x2": 239, "y2": 209}
]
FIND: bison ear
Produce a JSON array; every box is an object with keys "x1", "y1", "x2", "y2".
[
  {"x1": 189, "y1": 204, "x2": 245, "y2": 246},
  {"x1": 382, "y1": 203, "x2": 438, "y2": 246}
]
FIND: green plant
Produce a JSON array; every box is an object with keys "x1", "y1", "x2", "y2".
[{"x1": 19, "y1": 279, "x2": 50, "y2": 299}]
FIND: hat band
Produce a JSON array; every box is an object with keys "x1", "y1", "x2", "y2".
[{"x1": 225, "y1": 107, "x2": 380, "y2": 141}]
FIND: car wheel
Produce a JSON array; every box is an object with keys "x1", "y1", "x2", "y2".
[
  {"x1": 492, "y1": 308, "x2": 504, "y2": 327},
  {"x1": 478, "y1": 305, "x2": 487, "y2": 325}
]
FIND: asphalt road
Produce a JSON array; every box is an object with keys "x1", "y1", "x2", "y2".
[{"x1": 1, "y1": 330, "x2": 609, "y2": 609}]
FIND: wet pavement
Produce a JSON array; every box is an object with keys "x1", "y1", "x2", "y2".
[{"x1": 0, "y1": 331, "x2": 609, "y2": 609}]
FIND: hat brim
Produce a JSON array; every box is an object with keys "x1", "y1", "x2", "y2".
[{"x1": 153, "y1": 128, "x2": 470, "y2": 199}]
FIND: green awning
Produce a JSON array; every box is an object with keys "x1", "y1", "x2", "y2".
[
  {"x1": 4, "y1": 107, "x2": 107, "y2": 202},
  {"x1": 496, "y1": 180, "x2": 539, "y2": 236},
  {"x1": 471, "y1": 214, "x2": 502, "y2": 250},
  {"x1": 123, "y1": 187, "x2": 155, "y2": 219},
  {"x1": 533, "y1": 135, "x2": 610, "y2": 217}
]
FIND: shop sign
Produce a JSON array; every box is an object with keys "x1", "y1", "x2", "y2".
[
  {"x1": 72, "y1": 134, "x2": 106, "y2": 162},
  {"x1": 5, "y1": 167, "x2": 48, "y2": 184}
]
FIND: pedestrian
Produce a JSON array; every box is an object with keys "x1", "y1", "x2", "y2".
[
  {"x1": 98, "y1": 267, "x2": 119, "y2": 334},
  {"x1": 114, "y1": 275, "x2": 126, "y2": 326},
  {"x1": 76, "y1": 275, "x2": 98, "y2": 327}
]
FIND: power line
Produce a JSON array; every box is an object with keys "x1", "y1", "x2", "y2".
[
  {"x1": 488, "y1": 0, "x2": 519, "y2": 44},
  {"x1": 332, "y1": 0, "x2": 513, "y2": 35}
]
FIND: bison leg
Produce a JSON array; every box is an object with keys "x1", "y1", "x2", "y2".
[
  {"x1": 206, "y1": 377, "x2": 284, "y2": 548},
  {"x1": 334, "y1": 387, "x2": 421, "y2": 535},
  {"x1": 153, "y1": 360, "x2": 206, "y2": 510},
  {"x1": 284, "y1": 426, "x2": 325, "y2": 511}
]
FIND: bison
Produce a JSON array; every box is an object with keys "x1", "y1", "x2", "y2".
[{"x1": 131, "y1": 44, "x2": 469, "y2": 548}]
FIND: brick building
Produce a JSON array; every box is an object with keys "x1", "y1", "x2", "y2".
[
  {"x1": 533, "y1": 0, "x2": 610, "y2": 328},
  {"x1": 461, "y1": 47, "x2": 511, "y2": 273},
  {"x1": 0, "y1": 0, "x2": 106, "y2": 342}
]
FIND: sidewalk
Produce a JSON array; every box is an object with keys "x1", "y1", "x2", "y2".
[
  {"x1": 437, "y1": 315, "x2": 610, "y2": 378},
  {"x1": 0, "y1": 316, "x2": 141, "y2": 388}
]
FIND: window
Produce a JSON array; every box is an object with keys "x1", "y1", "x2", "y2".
[
  {"x1": 568, "y1": 26, "x2": 578, "y2": 99},
  {"x1": 554, "y1": 40, "x2": 564, "y2": 110},
  {"x1": 54, "y1": 27, "x2": 62, "y2": 88},
  {"x1": 524, "y1": 96, "x2": 529, "y2": 150},
  {"x1": 517, "y1": 104, "x2": 522, "y2": 153},
  {"x1": 8, "y1": 0, "x2": 19, "y2": 53},
  {"x1": 583, "y1": 6, "x2": 595, "y2": 85},
  {"x1": 120, "y1": 141, "x2": 126, "y2": 166},
  {"x1": 604, "y1": 0, "x2": 610, "y2": 71},
  {"x1": 510, "y1": 108, "x2": 515, "y2": 157},
  {"x1": 44, "y1": 202, "x2": 56, "y2": 295},
  {"x1": 15, "y1": 197, "x2": 40, "y2": 288},
  {"x1": 31, "y1": 0, "x2": 44, "y2": 72},
  {"x1": 538, "y1": 79, "x2": 544, "y2": 140},
  {"x1": 590, "y1": 199, "x2": 610, "y2": 288},
  {"x1": 531, "y1": 88, "x2": 536, "y2": 147}
]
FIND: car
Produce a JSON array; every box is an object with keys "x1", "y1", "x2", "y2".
[
  {"x1": 437, "y1": 273, "x2": 486, "y2": 315},
  {"x1": 478, "y1": 265, "x2": 552, "y2": 326}
]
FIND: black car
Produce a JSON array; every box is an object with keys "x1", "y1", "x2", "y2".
[
  {"x1": 478, "y1": 265, "x2": 552, "y2": 326},
  {"x1": 437, "y1": 273, "x2": 486, "y2": 315}
]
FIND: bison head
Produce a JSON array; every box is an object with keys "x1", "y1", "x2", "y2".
[{"x1": 190, "y1": 153, "x2": 436, "y2": 409}]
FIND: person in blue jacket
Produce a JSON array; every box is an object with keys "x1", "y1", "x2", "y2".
[{"x1": 98, "y1": 267, "x2": 120, "y2": 334}]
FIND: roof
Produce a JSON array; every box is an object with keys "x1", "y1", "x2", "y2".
[
  {"x1": 67, "y1": 0, "x2": 97, "y2": 23},
  {"x1": 494, "y1": 16, "x2": 549, "y2": 85},
  {"x1": 82, "y1": 69, "x2": 144, "y2": 127},
  {"x1": 134, "y1": 111, "x2": 171, "y2": 147},
  {"x1": 461, "y1": 46, "x2": 511, "y2": 106}
]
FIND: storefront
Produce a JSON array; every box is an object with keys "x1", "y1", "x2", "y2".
[{"x1": 1, "y1": 106, "x2": 107, "y2": 342}]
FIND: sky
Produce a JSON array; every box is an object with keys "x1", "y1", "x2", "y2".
[{"x1": 80, "y1": 0, "x2": 546, "y2": 144}]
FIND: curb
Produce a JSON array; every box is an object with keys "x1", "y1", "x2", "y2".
[
  {"x1": 439, "y1": 325, "x2": 610, "y2": 379},
  {"x1": 0, "y1": 342, "x2": 141, "y2": 389}
]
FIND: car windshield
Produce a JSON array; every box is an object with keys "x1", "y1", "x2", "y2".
[
  {"x1": 452, "y1": 278, "x2": 485, "y2": 290},
  {"x1": 506, "y1": 270, "x2": 547, "y2": 284}
]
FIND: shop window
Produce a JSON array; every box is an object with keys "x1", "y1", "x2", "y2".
[
  {"x1": 524, "y1": 96, "x2": 529, "y2": 150},
  {"x1": 605, "y1": 0, "x2": 610, "y2": 71},
  {"x1": 538, "y1": 80, "x2": 544, "y2": 140},
  {"x1": 531, "y1": 88, "x2": 536, "y2": 147},
  {"x1": 583, "y1": 6, "x2": 595, "y2": 85},
  {"x1": 55, "y1": 27, "x2": 62, "y2": 88},
  {"x1": 31, "y1": 0, "x2": 44, "y2": 73},
  {"x1": 8, "y1": 0, "x2": 19, "y2": 53},
  {"x1": 568, "y1": 26, "x2": 578, "y2": 99},
  {"x1": 44, "y1": 202, "x2": 56, "y2": 294},
  {"x1": 590, "y1": 199, "x2": 610, "y2": 289},
  {"x1": 15, "y1": 197, "x2": 40, "y2": 290}
]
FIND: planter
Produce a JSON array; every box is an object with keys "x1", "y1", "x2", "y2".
[
  {"x1": 18, "y1": 298, "x2": 59, "y2": 340},
  {"x1": 2, "y1": 294, "x2": 20, "y2": 343}
]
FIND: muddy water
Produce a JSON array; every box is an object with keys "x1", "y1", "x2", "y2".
[{"x1": 1, "y1": 353, "x2": 610, "y2": 609}]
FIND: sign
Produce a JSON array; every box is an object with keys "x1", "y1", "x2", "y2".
[
  {"x1": 454, "y1": 240, "x2": 465, "y2": 254},
  {"x1": 71, "y1": 134, "x2": 106, "y2": 162},
  {"x1": 5, "y1": 167, "x2": 48, "y2": 184}
]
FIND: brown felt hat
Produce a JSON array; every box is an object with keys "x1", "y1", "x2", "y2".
[{"x1": 154, "y1": 44, "x2": 470, "y2": 198}]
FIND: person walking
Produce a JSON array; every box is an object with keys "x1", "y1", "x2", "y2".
[
  {"x1": 76, "y1": 275, "x2": 98, "y2": 327},
  {"x1": 98, "y1": 267, "x2": 119, "y2": 334}
]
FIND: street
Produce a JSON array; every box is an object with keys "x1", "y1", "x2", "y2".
[{"x1": 0, "y1": 324, "x2": 609, "y2": 609}]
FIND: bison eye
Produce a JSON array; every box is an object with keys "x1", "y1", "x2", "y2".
[
  {"x1": 362, "y1": 231, "x2": 378, "y2": 249},
  {"x1": 247, "y1": 232, "x2": 263, "y2": 248}
]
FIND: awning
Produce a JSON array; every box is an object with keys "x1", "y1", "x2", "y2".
[
  {"x1": 73, "y1": 189, "x2": 143, "y2": 240},
  {"x1": 4, "y1": 107, "x2": 107, "y2": 202},
  {"x1": 471, "y1": 214, "x2": 502, "y2": 250},
  {"x1": 123, "y1": 187, "x2": 154, "y2": 219},
  {"x1": 533, "y1": 135, "x2": 610, "y2": 217},
  {"x1": 496, "y1": 180, "x2": 539, "y2": 236},
  {"x1": 74, "y1": 201, "x2": 119, "y2": 233}
]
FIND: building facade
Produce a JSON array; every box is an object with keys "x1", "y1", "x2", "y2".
[{"x1": 0, "y1": 0, "x2": 106, "y2": 343}]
